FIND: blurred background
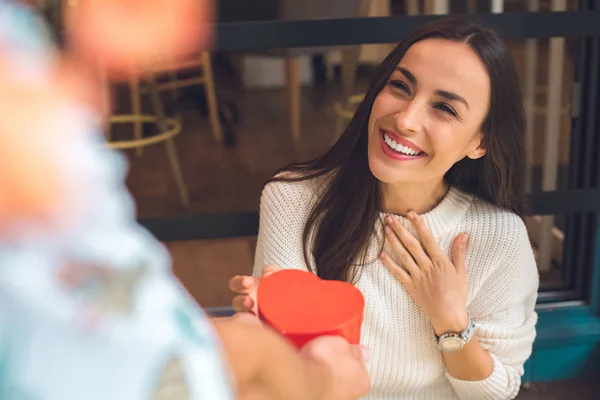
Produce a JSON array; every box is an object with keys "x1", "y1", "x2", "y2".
[
  {"x1": 36, "y1": 0, "x2": 586, "y2": 304},
  {"x1": 33, "y1": 1, "x2": 600, "y2": 395},
  {"x1": 33, "y1": 0, "x2": 592, "y2": 301}
]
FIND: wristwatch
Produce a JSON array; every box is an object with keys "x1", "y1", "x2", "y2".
[{"x1": 435, "y1": 314, "x2": 476, "y2": 352}]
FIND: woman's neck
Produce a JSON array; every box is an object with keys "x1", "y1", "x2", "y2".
[{"x1": 380, "y1": 179, "x2": 449, "y2": 216}]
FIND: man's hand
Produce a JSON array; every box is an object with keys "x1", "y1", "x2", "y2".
[
  {"x1": 213, "y1": 316, "x2": 370, "y2": 400},
  {"x1": 301, "y1": 336, "x2": 371, "y2": 400}
]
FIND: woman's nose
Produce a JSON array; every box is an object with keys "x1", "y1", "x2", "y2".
[{"x1": 394, "y1": 101, "x2": 423, "y2": 134}]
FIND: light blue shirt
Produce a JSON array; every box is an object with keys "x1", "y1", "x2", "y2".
[{"x1": 0, "y1": 2, "x2": 234, "y2": 399}]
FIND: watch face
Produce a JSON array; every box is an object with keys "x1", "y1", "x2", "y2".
[{"x1": 440, "y1": 337, "x2": 464, "y2": 352}]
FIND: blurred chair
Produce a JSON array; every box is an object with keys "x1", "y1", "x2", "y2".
[
  {"x1": 249, "y1": 0, "x2": 372, "y2": 144},
  {"x1": 146, "y1": 52, "x2": 224, "y2": 145},
  {"x1": 106, "y1": 73, "x2": 190, "y2": 208}
]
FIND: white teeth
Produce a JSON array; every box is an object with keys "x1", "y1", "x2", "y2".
[{"x1": 383, "y1": 134, "x2": 421, "y2": 156}]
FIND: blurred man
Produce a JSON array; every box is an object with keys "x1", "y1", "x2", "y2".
[{"x1": 0, "y1": 1, "x2": 370, "y2": 399}]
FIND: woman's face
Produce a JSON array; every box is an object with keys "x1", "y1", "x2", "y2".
[{"x1": 367, "y1": 38, "x2": 491, "y2": 186}]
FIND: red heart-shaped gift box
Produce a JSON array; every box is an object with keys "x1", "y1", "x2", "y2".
[{"x1": 257, "y1": 269, "x2": 365, "y2": 349}]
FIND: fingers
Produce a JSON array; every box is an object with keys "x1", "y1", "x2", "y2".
[
  {"x1": 380, "y1": 251, "x2": 411, "y2": 286},
  {"x1": 261, "y1": 264, "x2": 279, "y2": 278},
  {"x1": 407, "y1": 212, "x2": 445, "y2": 260},
  {"x1": 452, "y1": 233, "x2": 469, "y2": 276},
  {"x1": 229, "y1": 275, "x2": 259, "y2": 294},
  {"x1": 229, "y1": 312, "x2": 262, "y2": 327},
  {"x1": 301, "y1": 337, "x2": 371, "y2": 399},
  {"x1": 229, "y1": 264, "x2": 279, "y2": 293},
  {"x1": 302, "y1": 336, "x2": 370, "y2": 363},
  {"x1": 383, "y1": 225, "x2": 419, "y2": 276},
  {"x1": 229, "y1": 265, "x2": 279, "y2": 315},
  {"x1": 351, "y1": 345, "x2": 372, "y2": 364},
  {"x1": 232, "y1": 295, "x2": 255, "y2": 313},
  {"x1": 386, "y1": 216, "x2": 429, "y2": 267}
]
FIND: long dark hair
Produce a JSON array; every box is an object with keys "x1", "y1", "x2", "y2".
[{"x1": 268, "y1": 17, "x2": 527, "y2": 283}]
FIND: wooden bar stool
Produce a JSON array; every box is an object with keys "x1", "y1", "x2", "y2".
[
  {"x1": 147, "y1": 52, "x2": 223, "y2": 144},
  {"x1": 107, "y1": 74, "x2": 190, "y2": 208}
]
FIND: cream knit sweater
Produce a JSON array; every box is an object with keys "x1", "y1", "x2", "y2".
[{"x1": 253, "y1": 177, "x2": 539, "y2": 400}]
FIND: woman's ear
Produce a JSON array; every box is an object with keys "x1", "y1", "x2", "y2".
[{"x1": 466, "y1": 132, "x2": 487, "y2": 160}]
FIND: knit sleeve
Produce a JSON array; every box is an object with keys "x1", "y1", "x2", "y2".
[
  {"x1": 252, "y1": 180, "x2": 314, "y2": 277},
  {"x1": 446, "y1": 216, "x2": 539, "y2": 400}
]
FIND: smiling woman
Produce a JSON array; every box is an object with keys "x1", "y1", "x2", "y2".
[
  {"x1": 368, "y1": 39, "x2": 490, "y2": 193},
  {"x1": 231, "y1": 17, "x2": 538, "y2": 400}
]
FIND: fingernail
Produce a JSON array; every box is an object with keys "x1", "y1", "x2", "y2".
[
  {"x1": 463, "y1": 234, "x2": 470, "y2": 244},
  {"x1": 242, "y1": 277, "x2": 251, "y2": 288},
  {"x1": 380, "y1": 251, "x2": 387, "y2": 259},
  {"x1": 408, "y1": 211, "x2": 416, "y2": 219},
  {"x1": 360, "y1": 345, "x2": 371, "y2": 363},
  {"x1": 384, "y1": 226, "x2": 391, "y2": 234},
  {"x1": 386, "y1": 216, "x2": 394, "y2": 224}
]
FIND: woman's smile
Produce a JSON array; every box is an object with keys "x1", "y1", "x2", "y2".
[{"x1": 379, "y1": 128, "x2": 428, "y2": 161}]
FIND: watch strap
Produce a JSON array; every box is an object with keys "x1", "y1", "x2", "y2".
[{"x1": 435, "y1": 314, "x2": 476, "y2": 351}]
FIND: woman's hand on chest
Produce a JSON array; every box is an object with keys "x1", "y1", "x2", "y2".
[{"x1": 379, "y1": 212, "x2": 470, "y2": 336}]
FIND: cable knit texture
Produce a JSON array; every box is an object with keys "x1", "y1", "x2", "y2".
[{"x1": 253, "y1": 177, "x2": 539, "y2": 400}]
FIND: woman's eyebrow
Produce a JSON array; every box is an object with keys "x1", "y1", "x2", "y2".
[
  {"x1": 396, "y1": 67, "x2": 416, "y2": 85},
  {"x1": 435, "y1": 90, "x2": 469, "y2": 110},
  {"x1": 396, "y1": 66, "x2": 469, "y2": 110}
]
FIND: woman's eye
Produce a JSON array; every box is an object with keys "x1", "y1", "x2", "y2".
[
  {"x1": 435, "y1": 103, "x2": 457, "y2": 117},
  {"x1": 389, "y1": 80, "x2": 410, "y2": 94}
]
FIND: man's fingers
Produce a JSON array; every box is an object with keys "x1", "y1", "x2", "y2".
[
  {"x1": 232, "y1": 295, "x2": 254, "y2": 313},
  {"x1": 229, "y1": 312, "x2": 262, "y2": 326},
  {"x1": 351, "y1": 345, "x2": 371, "y2": 364}
]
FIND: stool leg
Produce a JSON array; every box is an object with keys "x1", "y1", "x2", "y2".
[
  {"x1": 285, "y1": 56, "x2": 301, "y2": 144},
  {"x1": 167, "y1": 69, "x2": 184, "y2": 126},
  {"x1": 340, "y1": 48, "x2": 360, "y2": 107},
  {"x1": 129, "y1": 76, "x2": 143, "y2": 157},
  {"x1": 201, "y1": 52, "x2": 223, "y2": 144},
  {"x1": 169, "y1": 70, "x2": 179, "y2": 101},
  {"x1": 406, "y1": 0, "x2": 419, "y2": 15},
  {"x1": 333, "y1": 46, "x2": 361, "y2": 145},
  {"x1": 426, "y1": 0, "x2": 449, "y2": 14},
  {"x1": 104, "y1": 84, "x2": 113, "y2": 142},
  {"x1": 163, "y1": 138, "x2": 190, "y2": 208},
  {"x1": 146, "y1": 75, "x2": 190, "y2": 208}
]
